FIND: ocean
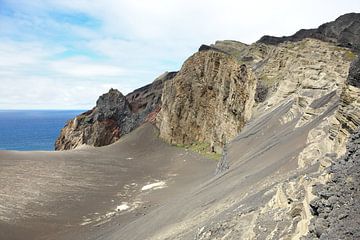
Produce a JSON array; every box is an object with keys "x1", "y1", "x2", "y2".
[{"x1": 0, "y1": 110, "x2": 84, "y2": 151}]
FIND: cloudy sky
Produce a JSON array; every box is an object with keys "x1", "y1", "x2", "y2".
[{"x1": 0, "y1": 0, "x2": 359, "y2": 109}]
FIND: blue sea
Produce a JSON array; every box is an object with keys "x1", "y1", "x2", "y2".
[{"x1": 0, "y1": 110, "x2": 84, "y2": 151}]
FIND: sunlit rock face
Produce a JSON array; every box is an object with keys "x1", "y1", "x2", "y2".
[
  {"x1": 158, "y1": 49, "x2": 256, "y2": 153},
  {"x1": 11, "y1": 12, "x2": 360, "y2": 240},
  {"x1": 334, "y1": 56, "x2": 360, "y2": 153}
]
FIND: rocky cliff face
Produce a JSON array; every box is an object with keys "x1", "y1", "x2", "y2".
[
  {"x1": 334, "y1": 56, "x2": 360, "y2": 153},
  {"x1": 259, "y1": 13, "x2": 360, "y2": 51},
  {"x1": 55, "y1": 89, "x2": 132, "y2": 150},
  {"x1": 41, "y1": 12, "x2": 360, "y2": 239},
  {"x1": 55, "y1": 72, "x2": 176, "y2": 150},
  {"x1": 158, "y1": 49, "x2": 256, "y2": 152}
]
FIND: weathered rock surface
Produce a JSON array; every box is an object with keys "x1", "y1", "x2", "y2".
[
  {"x1": 158, "y1": 50, "x2": 256, "y2": 152},
  {"x1": 334, "y1": 56, "x2": 360, "y2": 153},
  {"x1": 259, "y1": 13, "x2": 360, "y2": 52},
  {"x1": 55, "y1": 72, "x2": 176, "y2": 150},
  {"x1": 5, "y1": 12, "x2": 360, "y2": 240},
  {"x1": 210, "y1": 37, "x2": 355, "y2": 171},
  {"x1": 305, "y1": 129, "x2": 360, "y2": 240},
  {"x1": 55, "y1": 89, "x2": 132, "y2": 150}
]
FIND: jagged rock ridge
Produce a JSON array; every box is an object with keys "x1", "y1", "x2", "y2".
[
  {"x1": 6, "y1": 12, "x2": 360, "y2": 240},
  {"x1": 55, "y1": 71, "x2": 176, "y2": 150},
  {"x1": 259, "y1": 13, "x2": 360, "y2": 52}
]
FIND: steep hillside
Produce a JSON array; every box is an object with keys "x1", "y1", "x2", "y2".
[
  {"x1": 304, "y1": 53, "x2": 360, "y2": 240},
  {"x1": 306, "y1": 129, "x2": 360, "y2": 239},
  {"x1": 158, "y1": 50, "x2": 256, "y2": 153},
  {"x1": 335, "y1": 56, "x2": 360, "y2": 152},
  {"x1": 9, "y1": 12, "x2": 357, "y2": 240}
]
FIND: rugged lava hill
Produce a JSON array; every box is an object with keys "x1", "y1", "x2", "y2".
[
  {"x1": 55, "y1": 71, "x2": 176, "y2": 150},
  {"x1": 56, "y1": 13, "x2": 360, "y2": 156},
  {"x1": 1, "y1": 13, "x2": 359, "y2": 240}
]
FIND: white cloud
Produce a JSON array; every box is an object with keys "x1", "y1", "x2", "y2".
[
  {"x1": 0, "y1": 0, "x2": 360, "y2": 109},
  {"x1": 50, "y1": 58, "x2": 126, "y2": 78},
  {"x1": 0, "y1": 41, "x2": 60, "y2": 67},
  {"x1": 0, "y1": 75, "x2": 134, "y2": 110}
]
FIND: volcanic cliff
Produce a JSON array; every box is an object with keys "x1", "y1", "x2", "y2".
[
  {"x1": 55, "y1": 71, "x2": 176, "y2": 150},
  {"x1": 49, "y1": 13, "x2": 360, "y2": 239},
  {"x1": 158, "y1": 50, "x2": 256, "y2": 153}
]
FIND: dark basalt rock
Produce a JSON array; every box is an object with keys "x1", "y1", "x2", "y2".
[
  {"x1": 55, "y1": 72, "x2": 177, "y2": 150},
  {"x1": 259, "y1": 13, "x2": 360, "y2": 52},
  {"x1": 93, "y1": 90, "x2": 130, "y2": 120},
  {"x1": 198, "y1": 44, "x2": 229, "y2": 55},
  {"x1": 347, "y1": 56, "x2": 360, "y2": 88},
  {"x1": 55, "y1": 89, "x2": 133, "y2": 150},
  {"x1": 254, "y1": 81, "x2": 269, "y2": 103},
  {"x1": 305, "y1": 129, "x2": 360, "y2": 239}
]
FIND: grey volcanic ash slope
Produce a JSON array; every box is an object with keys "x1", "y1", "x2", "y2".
[{"x1": 3, "y1": 12, "x2": 358, "y2": 240}]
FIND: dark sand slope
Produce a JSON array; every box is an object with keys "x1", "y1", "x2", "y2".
[
  {"x1": 0, "y1": 100, "x2": 338, "y2": 240},
  {"x1": 66, "y1": 99, "x2": 335, "y2": 240},
  {"x1": 0, "y1": 124, "x2": 216, "y2": 240}
]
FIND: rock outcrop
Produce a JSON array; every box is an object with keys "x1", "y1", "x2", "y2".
[
  {"x1": 334, "y1": 56, "x2": 360, "y2": 153},
  {"x1": 158, "y1": 49, "x2": 256, "y2": 152},
  {"x1": 25, "y1": 12, "x2": 360, "y2": 240},
  {"x1": 55, "y1": 72, "x2": 176, "y2": 150},
  {"x1": 55, "y1": 89, "x2": 132, "y2": 150},
  {"x1": 306, "y1": 128, "x2": 360, "y2": 240},
  {"x1": 259, "y1": 13, "x2": 360, "y2": 51}
]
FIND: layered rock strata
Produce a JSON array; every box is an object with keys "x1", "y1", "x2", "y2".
[
  {"x1": 158, "y1": 49, "x2": 256, "y2": 152},
  {"x1": 334, "y1": 56, "x2": 360, "y2": 153}
]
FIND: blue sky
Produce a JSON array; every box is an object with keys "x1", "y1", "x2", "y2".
[{"x1": 0, "y1": 0, "x2": 359, "y2": 109}]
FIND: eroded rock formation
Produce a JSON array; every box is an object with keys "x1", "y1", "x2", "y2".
[
  {"x1": 158, "y1": 49, "x2": 256, "y2": 152},
  {"x1": 259, "y1": 13, "x2": 360, "y2": 51},
  {"x1": 55, "y1": 72, "x2": 176, "y2": 150},
  {"x1": 55, "y1": 89, "x2": 132, "y2": 150},
  {"x1": 334, "y1": 56, "x2": 360, "y2": 153},
  {"x1": 23, "y1": 12, "x2": 360, "y2": 240},
  {"x1": 306, "y1": 129, "x2": 360, "y2": 239}
]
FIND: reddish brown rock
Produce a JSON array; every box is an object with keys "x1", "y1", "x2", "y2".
[{"x1": 55, "y1": 72, "x2": 176, "y2": 150}]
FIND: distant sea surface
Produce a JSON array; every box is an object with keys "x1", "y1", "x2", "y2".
[{"x1": 0, "y1": 110, "x2": 84, "y2": 151}]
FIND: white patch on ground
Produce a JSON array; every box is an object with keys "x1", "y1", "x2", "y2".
[
  {"x1": 116, "y1": 203, "x2": 129, "y2": 211},
  {"x1": 126, "y1": 157, "x2": 133, "y2": 160},
  {"x1": 141, "y1": 181, "x2": 166, "y2": 191},
  {"x1": 80, "y1": 201, "x2": 137, "y2": 226},
  {"x1": 167, "y1": 173, "x2": 178, "y2": 177},
  {"x1": 105, "y1": 212, "x2": 116, "y2": 218},
  {"x1": 80, "y1": 217, "x2": 92, "y2": 226}
]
